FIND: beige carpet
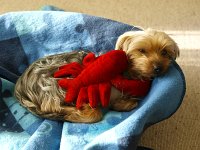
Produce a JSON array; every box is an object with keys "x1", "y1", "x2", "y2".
[{"x1": 1, "y1": 0, "x2": 200, "y2": 149}]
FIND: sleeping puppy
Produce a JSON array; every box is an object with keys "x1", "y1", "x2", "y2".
[{"x1": 14, "y1": 29, "x2": 179, "y2": 123}]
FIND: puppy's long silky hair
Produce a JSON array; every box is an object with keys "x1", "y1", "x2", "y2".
[{"x1": 15, "y1": 51, "x2": 102, "y2": 122}]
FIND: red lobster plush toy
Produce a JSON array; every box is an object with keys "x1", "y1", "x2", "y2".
[{"x1": 54, "y1": 50, "x2": 151, "y2": 109}]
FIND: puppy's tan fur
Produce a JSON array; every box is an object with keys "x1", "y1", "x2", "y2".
[{"x1": 14, "y1": 29, "x2": 179, "y2": 123}]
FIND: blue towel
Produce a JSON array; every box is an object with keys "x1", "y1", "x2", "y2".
[{"x1": 0, "y1": 7, "x2": 185, "y2": 150}]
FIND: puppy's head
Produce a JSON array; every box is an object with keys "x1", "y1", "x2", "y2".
[{"x1": 115, "y1": 29, "x2": 179, "y2": 79}]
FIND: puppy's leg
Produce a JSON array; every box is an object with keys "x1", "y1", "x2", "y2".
[
  {"x1": 109, "y1": 87, "x2": 138, "y2": 111},
  {"x1": 110, "y1": 98, "x2": 138, "y2": 112},
  {"x1": 61, "y1": 104, "x2": 102, "y2": 123}
]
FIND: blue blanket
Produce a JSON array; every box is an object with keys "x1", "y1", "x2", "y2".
[{"x1": 0, "y1": 7, "x2": 185, "y2": 150}]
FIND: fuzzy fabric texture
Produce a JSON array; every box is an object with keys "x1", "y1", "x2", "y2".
[{"x1": 55, "y1": 50, "x2": 128, "y2": 108}]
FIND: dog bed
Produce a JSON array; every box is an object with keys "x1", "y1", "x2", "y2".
[{"x1": 0, "y1": 7, "x2": 186, "y2": 150}]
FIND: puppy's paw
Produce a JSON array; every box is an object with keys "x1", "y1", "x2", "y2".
[
  {"x1": 111, "y1": 98, "x2": 138, "y2": 112},
  {"x1": 63, "y1": 104, "x2": 103, "y2": 123}
]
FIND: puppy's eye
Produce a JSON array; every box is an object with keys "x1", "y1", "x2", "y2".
[
  {"x1": 161, "y1": 49, "x2": 168, "y2": 56},
  {"x1": 138, "y1": 49, "x2": 146, "y2": 54}
]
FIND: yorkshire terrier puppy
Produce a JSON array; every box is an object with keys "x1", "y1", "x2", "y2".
[
  {"x1": 115, "y1": 29, "x2": 179, "y2": 79},
  {"x1": 14, "y1": 29, "x2": 179, "y2": 123}
]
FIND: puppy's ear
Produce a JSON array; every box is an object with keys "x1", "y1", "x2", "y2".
[
  {"x1": 169, "y1": 42, "x2": 180, "y2": 60},
  {"x1": 173, "y1": 43, "x2": 180, "y2": 60},
  {"x1": 115, "y1": 32, "x2": 135, "y2": 51}
]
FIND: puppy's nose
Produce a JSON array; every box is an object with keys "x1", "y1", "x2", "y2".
[{"x1": 154, "y1": 66, "x2": 162, "y2": 75}]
